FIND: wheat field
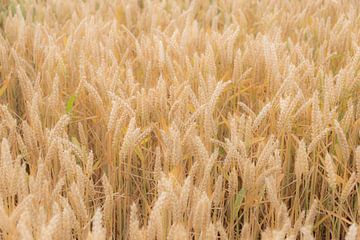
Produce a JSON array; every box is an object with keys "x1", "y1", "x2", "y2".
[{"x1": 0, "y1": 0, "x2": 360, "y2": 239}]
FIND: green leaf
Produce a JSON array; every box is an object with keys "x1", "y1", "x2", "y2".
[
  {"x1": 232, "y1": 188, "x2": 246, "y2": 218},
  {"x1": 66, "y1": 95, "x2": 76, "y2": 113}
]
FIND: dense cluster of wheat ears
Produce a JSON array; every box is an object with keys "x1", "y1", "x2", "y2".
[{"x1": 0, "y1": 0, "x2": 360, "y2": 239}]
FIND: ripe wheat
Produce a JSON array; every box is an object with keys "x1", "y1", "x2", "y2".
[{"x1": 0, "y1": 0, "x2": 359, "y2": 239}]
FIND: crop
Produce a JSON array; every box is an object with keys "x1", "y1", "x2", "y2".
[{"x1": 0, "y1": 0, "x2": 359, "y2": 239}]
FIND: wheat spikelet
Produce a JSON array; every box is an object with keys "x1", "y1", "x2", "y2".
[
  {"x1": 48, "y1": 74, "x2": 60, "y2": 109},
  {"x1": 345, "y1": 223, "x2": 358, "y2": 240},
  {"x1": 40, "y1": 214, "x2": 60, "y2": 240},
  {"x1": 238, "y1": 102, "x2": 256, "y2": 118},
  {"x1": 129, "y1": 203, "x2": 140, "y2": 240},
  {"x1": 300, "y1": 200, "x2": 318, "y2": 240},
  {"x1": 167, "y1": 223, "x2": 188, "y2": 240},
  {"x1": 212, "y1": 175, "x2": 223, "y2": 206},
  {"x1": 308, "y1": 128, "x2": 331, "y2": 153},
  {"x1": 46, "y1": 114, "x2": 69, "y2": 150},
  {"x1": 107, "y1": 101, "x2": 120, "y2": 132},
  {"x1": 154, "y1": 146, "x2": 162, "y2": 181},
  {"x1": 51, "y1": 177, "x2": 64, "y2": 200},
  {"x1": 341, "y1": 102, "x2": 354, "y2": 132},
  {"x1": 356, "y1": 146, "x2": 360, "y2": 182},
  {"x1": 252, "y1": 102, "x2": 272, "y2": 131},
  {"x1": 204, "y1": 81, "x2": 230, "y2": 139},
  {"x1": 200, "y1": 149, "x2": 217, "y2": 191},
  {"x1": 324, "y1": 153, "x2": 337, "y2": 191},
  {"x1": 193, "y1": 192, "x2": 211, "y2": 234},
  {"x1": 146, "y1": 192, "x2": 168, "y2": 240},
  {"x1": 305, "y1": 200, "x2": 318, "y2": 227},
  {"x1": 334, "y1": 120, "x2": 350, "y2": 161},
  {"x1": 68, "y1": 184, "x2": 88, "y2": 225},
  {"x1": 15, "y1": 66, "x2": 34, "y2": 102},
  {"x1": 311, "y1": 91, "x2": 322, "y2": 139},
  {"x1": 178, "y1": 176, "x2": 192, "y2": 217},
  {"x1": 242, "y1": 160, "x2": 255, "y2": 192},
  {"x1": 17, "y1": 211, "x2": 33, "y2": 240},
  {"x1": 295, "y1": 140, "x2": 308, "y2": 179},
  {"x1": 257, "y1": 136, "x2": 277, "y2": 170},
  {"x1": 78, "y1": 122, "x2": 87, "y2": 148},
  {"x1": 118, "y1": 117, "x2": 139, "y2": 162},
  {"x1": 199, "y1": 223, "x2": 216, "y2": 240},
  {"x1": 265, "y1": 176, "x2": 280, "y2": 207},
  {"x1": 340, "y1": 172, "x2": 356, "y2": 203},
  {"x1": 109, "y1": 93, "x2": 136, "y2": 117},
  {"x1": 28, "y1": 92, "x2": 43, "y2": 144},
  {"x1": 240, "y1": 223, "x2": 251, "y2": 240},
  {"x1": 300, "y1": 225, "x2": 315, "y2": 240},
  {"x1": 60, "y1": 201, "x2": 76, "y2": 239},
  {"x1": 21, "y1": 121, "x2": 37, "y2": 157},
  {"x1": 205, "y1": 41, "x2": 217, "y2": 78},
  {"x1": 44, "y1": 136, "x2": 59, "y2": 165},
  {"x1": 111, "y1": 114, "x2": 127, "y2": 149},
  {"x1": 83, "y1": 81, "x2": 104, "y2": 108},
  {"x1": 88, "y1": 208, "x2": 106, "y2": 240},
  {"x1": 287, "y1": 211, "x2": 305, "y2": 240},
  {"x1": 85, "y1": 150, "x2": 94, "y2": 176},
  {"x1": 232, "y1": 49, "x2": 243, "y2": 82},
  {"x1": 101, "y1": 174, "x2": 113, "y2": 233}
]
